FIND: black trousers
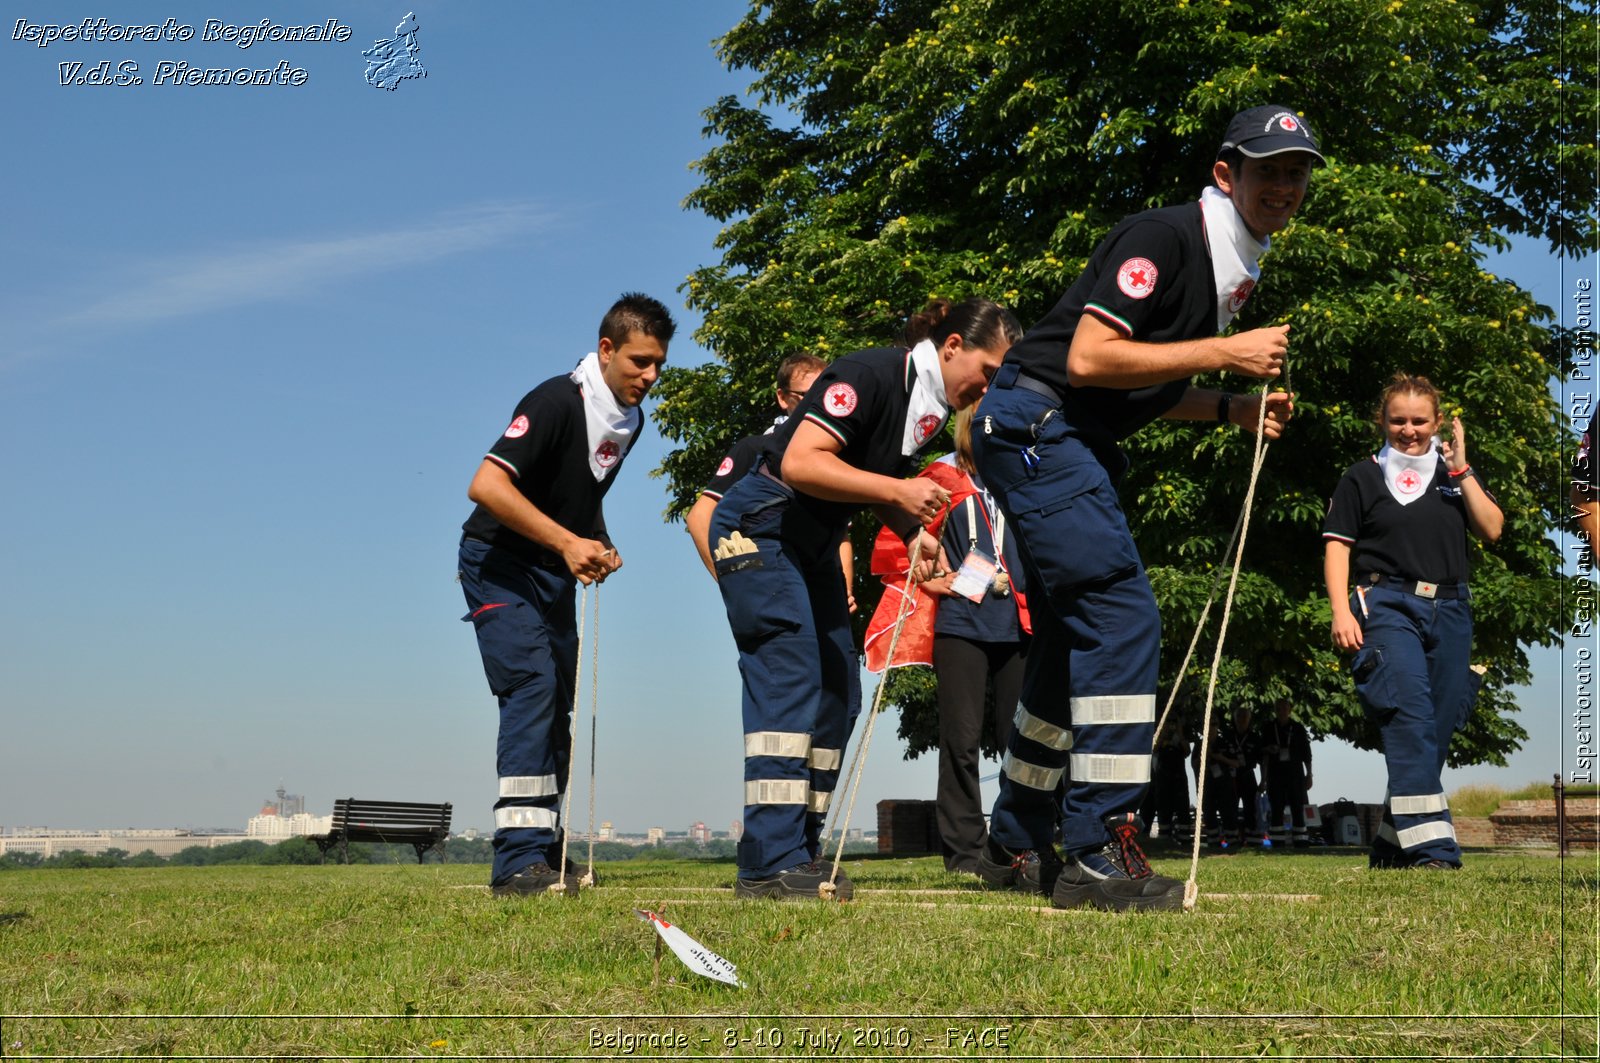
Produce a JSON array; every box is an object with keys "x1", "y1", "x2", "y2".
[
  {"x1": 1266, "y1": 768, "x2": 1309, "y2": 834},
  {"x1": 933, "y1": 635, "x2": 1025, "y2": 872},
  {"x1": 1140, "y1": 748, "x2": 1191, "y2": 834}
]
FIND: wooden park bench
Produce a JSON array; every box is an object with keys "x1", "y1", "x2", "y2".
[{"x1": 313, "y1": 798, "x2": 452, "y2": 864}]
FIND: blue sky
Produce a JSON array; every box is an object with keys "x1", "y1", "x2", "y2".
[{"x1": 2, "y1": 2, "x2": 1592, "y2": 836}]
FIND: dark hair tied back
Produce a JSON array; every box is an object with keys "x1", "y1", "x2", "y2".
[{"x1": 903, "y1": 297, "x2": 1022, "y2": 353}]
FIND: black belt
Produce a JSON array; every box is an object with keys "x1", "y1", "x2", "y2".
[
  {"x1": 1365, "y1": 572, "x2": 1465, "y2": 600},
  {"x1": 1012, "y1": 372, "x2": 1065, "y2": 405}
]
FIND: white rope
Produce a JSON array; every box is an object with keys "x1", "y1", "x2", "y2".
[
  {"x1": 554, "y1": 583, "x2": 592, "y2": 896},
  {"x1": 583, "y1": 586, "x2": 600, "y2": 886},
  {"x1": 1150, "y1": 503, "x2": 1246, "y2": 749},
  {"x1": 823, "y1": 532, "x2": 927, "y2": 898},
  {"x1": 1183, "y1": 388, "x2": 1273, "y2": 912}
]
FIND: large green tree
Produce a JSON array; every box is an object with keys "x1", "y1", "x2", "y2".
[{"x1": 653, "y1": 0, "x2": 1596, "y2": 765}]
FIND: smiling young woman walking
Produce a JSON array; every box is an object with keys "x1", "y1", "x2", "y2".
[{"x1": 1322, "y1": 373, "x2": 1503, "y2": 869}]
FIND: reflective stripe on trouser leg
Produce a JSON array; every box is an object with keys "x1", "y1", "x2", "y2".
[
  {"x1": 1002, "y1": 702, "x2": 1074, "y2": 794},
  {"x1": 499, "y1": 775, "x2": 559, "y2": 798},
  {"x1": 458, "y1": 540, "x2": 576, "y2": 886},
  {"x1": 495, "y1": 805, "x2": 559, "y2": 830},
  {"x1": 1002, "y1": 750, "x2": 1064, "y2": 791},
  {"x1": 1390, "y1": 792, "x2": 1449, "y2": 815},
  {"x1": 712, "y1": 473, "x2": 822, "y2": 879},
  {"x1": 1055, "y1": 572, "x2": 1159, "y2": 853},
  {"x1": 986, "y1": 609, "x2": 1073, "y2": 848},
  {"x1": 1359, "y1": 587, "x2": 1464, "y2": 865},
  {"x1": 1067, "y1": 696, "x2": 1155, "y2": 802},
  {"x1": 744, "y1": 732, "x2": 813, "y2": 859},
  {"x1": 1014, "y1": 704, "x2": 1074, "y2": 752}
]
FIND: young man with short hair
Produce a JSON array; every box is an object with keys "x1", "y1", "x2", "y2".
[{"x1": 458, "y1": 293, "x2": 675, "y2": 896}]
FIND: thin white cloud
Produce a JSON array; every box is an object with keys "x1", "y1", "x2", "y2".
[{"x1": 30, "y1": 202, "x2": 551, "y2": 341}]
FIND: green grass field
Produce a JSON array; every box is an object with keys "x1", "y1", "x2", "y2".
[{"x1": 1, "y1": 849, "x2": 1595, "y2": 1060}]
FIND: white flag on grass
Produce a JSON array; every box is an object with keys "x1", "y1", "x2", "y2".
[{"x1": 634, "y1": 909, "x2": 745, "y2": 988}]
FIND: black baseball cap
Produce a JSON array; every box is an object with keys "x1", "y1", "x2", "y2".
[{"x1": 1218, "y1": 106, "x2": 1325, "y2": 164}]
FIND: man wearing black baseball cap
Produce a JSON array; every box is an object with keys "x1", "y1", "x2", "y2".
[
  {"x1": 1215, "y1": 106, "x2": 1326, "y2": 241},
  {"x1": 970, "y1": 105, "x2": 1319, "y2": 912}
]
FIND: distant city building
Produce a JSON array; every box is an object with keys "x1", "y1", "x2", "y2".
[
  {"x1": 262, "y1": 784, "x2": 305, "y2": 818},
  {"x1": 0, "y1": 828, "x2": 245, "y2": 859},
  {"x1": 646, "y1": 827, "x2": 664, "y2": 845},
  {"x1": 731, "y1": 819, "x2": 743, "y2": 841},
  {"x1": 243, "y1": 781, "x2": 327, "y2": 838},
  {"x1": 599, "y1": 821, "x2": 613, "y2": 841},
  {"x1": 690, "y1": 821, "x2": 710, "y2": 845},
  {"x1": 245, "y1": 813, "x2": 332, "y2": 839}
]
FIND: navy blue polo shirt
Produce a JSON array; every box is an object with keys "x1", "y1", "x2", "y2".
[
  {"x1": 701, "y1": 431, "x2": 771, "y2": 502},
  {"x1": 757, "y1": 346, "x2": 944, "y2": 547},
  {"x1": 461, "y1": 375, "x2": 632, "y2": 566},
  {"x1": 1322, "y1": 457, "x2": 1484, "y2": 585},
  {"x1": 1006, "y1": 202, "x2": 1216, "y2": 441}
]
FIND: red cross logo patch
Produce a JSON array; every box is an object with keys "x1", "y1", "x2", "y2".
[
  {"x1": 1396, "y1": 468, "x2": 1423, "y2": 494},
  {"x1": 914, "y1": 413, "x2": 943, "y2": 446},
  {"x1": 596, "y1": 440, "x2": 621, "y2": 468},
  {"x1": 1117, "y1": 257, "x2": 1158, "y2": 300},
  {"x1": 715, "y1": 456, "x2": 734, "y2": 478},
  {"x1": 1229, "y1": 278, "x2": 1255, "y2": 314},
  {"x1": 824, "y1": 382, "x2": 858, "y2": 416},
  {"x1": 503, "y1": 415, "x2": 529, "y2": 439}
]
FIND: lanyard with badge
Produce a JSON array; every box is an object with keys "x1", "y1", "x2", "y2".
[{"x1": 947, "y1": 490, "x2": 1012, "y2": 602}]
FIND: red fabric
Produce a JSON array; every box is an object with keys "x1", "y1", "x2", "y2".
[
  {"x1": 863, "y1": 463, "x2": 977, "y2": 673},
  {"x1": 862, "y1": 578, "x2": 937, "y2": 673},
  {"x1": 862, "y1": 461, "x2": 1037, "y2": 671}
]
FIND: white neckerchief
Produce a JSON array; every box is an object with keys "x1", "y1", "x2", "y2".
[
  {"x1": 1375, "y1": 439, "x2": 1439, "y2": 506},
  {"x1": 763, "y1": 413, "x2": 788, "y2": 436},
  {"x1": 569, "y1": 352, "x2": 640, "y2": 482},
  {"x1": 902, "y1": 339, "x2": 950, "y2": 456},
  {"x1": 1200, "y1": 185, "x2": 1270, "y2": 332}
]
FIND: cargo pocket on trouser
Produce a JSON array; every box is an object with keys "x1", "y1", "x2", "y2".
[
  {"x1": 1006, "y1": 446, "x2": 1140, "y2": 605},
  {"x1": 714, "y1": 495, "x2": 803, "y2": 649},
  {"x1": 717, "y1": 556, "x2": 804, "y2": 650},
  {"x1": 1350, "y1": 645, "x2": 1398, "y2": 722},
  {"x1": 462, "y1": 601, "x2": 540, "y2": 698}
]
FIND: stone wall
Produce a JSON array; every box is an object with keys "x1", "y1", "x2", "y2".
[
  {"x1": 1489, "y1": 798, "x2": 1598, "y2": 849},
  {"x1": 1453, "y1": 816, "x2": 1495, "y2": 846}
]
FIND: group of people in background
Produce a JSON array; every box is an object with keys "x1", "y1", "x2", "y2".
[
  {"x1": 1141, "y1": 699, "x2": 1314, "y2": 850},
  {"x1": 449, "y1": 100, "x2": 1557, "y2": 910}
]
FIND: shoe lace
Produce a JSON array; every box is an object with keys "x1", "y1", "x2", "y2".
[{"x1": 1106, "y1": 823, "x2": 1153, "y2": 880}]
